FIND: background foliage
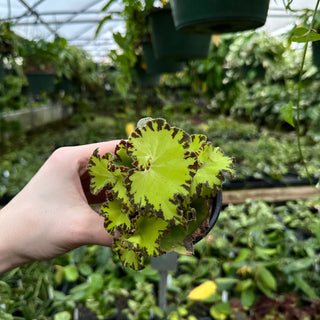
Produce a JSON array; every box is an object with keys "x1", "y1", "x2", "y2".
[{"x1": 1, "y1": 3, "x2": 320, "y2": 318}]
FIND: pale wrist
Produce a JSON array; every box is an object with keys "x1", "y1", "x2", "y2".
[
  {"x1": 0, "y1": 205, "x2": 28, "y2": 275},
  {"x1": 0, "y1": 242, "x2": 20, "y2": 275}
]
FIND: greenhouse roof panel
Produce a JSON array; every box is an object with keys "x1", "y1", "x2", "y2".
[{"x1": 0, "y1": 0, "x2": 319, "y2": 62}]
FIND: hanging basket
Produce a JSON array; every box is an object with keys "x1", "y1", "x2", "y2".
[
  {"x1": 170, "y1": 0, "x2": 270, "y2": 34},
  {"x1": 148, "y1": 7, "x2": 211, "y2": 61},
  {"x1": 134, "y1": 66, "x2": 160, "y2": 88},
  {"x1": 26, "y1": 73, "x2": 56, "y2": 94},
  {"x1": 55, "y1": 76, "x2": 79, "y2": 95},
  {"x1": 0, "y1": 58, "x2": 5, "y2": 81},
  {"x1": 142, "y1": 40, "x2": 185, "y2": 74},
  {"x1": 312, "y1": 41, "x2": 320, "y2": 68}
]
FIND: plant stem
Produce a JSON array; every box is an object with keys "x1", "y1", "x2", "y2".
[{"x1": 296, "y1": 0, "x2": 320, "y2": 185}]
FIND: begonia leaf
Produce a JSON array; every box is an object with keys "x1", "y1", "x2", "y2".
[
  {"x1": 126, "y1": 119, "x2": 197, "y2": 223},
  {"x1": 160, "y1": 223, "x2": 191, "y2": 255},
  {"x1": 101, "y1": 199, "x2": 131, "y2": 234},
  {"x1": 107, "y1": 165, "x2": 130, "y2": 205},
  {"x1": 125, "y1": 214, "x2": 168, "y2": 256},
  {"x1": 88, "y1": 149, "x2": 114, "y2": 194},
  {"x1": 190, "y1": 143, "x2": 234, "y2": 198},
  {"x1": 160, "y1": 198, "x2": 210, "y2": 254},
  {"x1": 114, "y1": 240, "x2": 144, "y2": 270},
  {"x1": 113, "y1": 140, "x2": 134, "y2": 168},
  {"x1": 189, "y1": 134, "x2": 207, "y2": 152}
]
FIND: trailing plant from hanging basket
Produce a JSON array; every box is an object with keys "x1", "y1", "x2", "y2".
[
  {"x1": 19, "y1": 38, "x2": 59, "y2": 74},
  {"x1": 88, "y1": 118, "x2": 234, "y2": 270},
  {"x1": 283, "y1": 0, "x2": 320, "y2": 187},
  {"x1": 290, "y1": 9, "x2": 320, "y2": 68},
  {"x1": 19, "y1": 38, "x2": 57, "y2": 95},
  {"x1": 0, "y1": 22, "x2": 21, "y2": 57},
  {"x1": 97, "y1": 0, "x2": 157, "y2": 97}
]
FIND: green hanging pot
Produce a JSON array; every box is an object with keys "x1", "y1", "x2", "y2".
[
  {"x1": 170, "y1": 0, "x2": 270, "y2": 33},
  {"x1": 0, "y1": 58, "x2": 5, "y2": 82},
  {"x1": 134, "y1": 66, "x2": 160, "y2": 88},
  {"x1": 26, "y1": 73, "x2": 56, "y2": 94},
  {"x1": 312, "y1": 41, "x2": 320, "y2": 68},
  {"x1": 148, "y1": 7, "x2": 211, "y2": 61},
  {"x1": 142, "y1": 39, "x2": 185, "y2": 74},
  {"x1": 55, "y1": 76, "x2": 79, "y2": 95}
]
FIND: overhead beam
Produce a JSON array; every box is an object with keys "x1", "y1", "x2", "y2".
[
  {"x1": 6, "y1": 18, "x2": 123, "y2": 25},
  {"x1": 17, "y1": 0, "x2": 58, "y2": 36},
  {"x1": 16, "y1": 10, "x2": 120, "y2": 17},
  {"x1": 54, "y1": 0, "x2": 104, "y2": 32},
  {"x1": 15, "y1": 0, "x2": 46, "y2": 21}
]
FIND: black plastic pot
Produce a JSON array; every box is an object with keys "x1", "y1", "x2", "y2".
[
  {"x1": 170, "y1": 0, "x2": 270, "y2": 34},
  {"x1": 55, "y1": 76, "x2": 78, "y2": 95},
  {"x1": 193, "y1": 190, "x2": 223, "y2": 244},
  {"x1": 134, "y1": 66, "x2": 160, "y2": 88},
  {"x1": 148, "y1": 7, "x2": 211, "y2": 61},
  {"x1": 142, "y1": 40, "x2": 185, "y2": 74},
  {"x1": 26, "y1": 73, "x2": 55, "y2": 94},
  {"x1": 0, "y1": 59, "x2": 4, "y2": 81},
  {"x1": 312, "y1": 41, "x2": 320, "y2": 68}
]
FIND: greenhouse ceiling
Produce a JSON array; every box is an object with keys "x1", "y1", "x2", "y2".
[{"x1": 0, "y1": 0, "x2": 318, "y2": 62}]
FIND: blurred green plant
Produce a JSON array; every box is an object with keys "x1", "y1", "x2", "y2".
[
  {"x1": 0, "y1": 244, "x2": 162, "y2": 319},
  {"x1": 0, "y1": 22, "x2": 21, "y2": 57},
  {"x1": 2, "y1": 198, "x2": 319, "y2": 319},
  {"x1": 166, "y1": 198, "x2": 320, "y2": 319}
]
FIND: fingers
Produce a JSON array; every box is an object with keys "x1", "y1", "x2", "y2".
[
  {"x1": 76, "y1": 140, "x2": 122, "y2": 176},
  {"x1": 80, "y1": 208, "x2": 114, "y2": 247},
  {"x1": 75, "y1": 140, "x2": 121, "y2": 201},
  {"x1": 76, "y1": 140, "x2": 122, "y2": 157},
  {"x1": 81, "y1": 170, "x2": 107, "y2": 204}
]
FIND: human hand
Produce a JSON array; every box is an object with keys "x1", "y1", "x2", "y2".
[{"x1": 0, "y1": 141, "x2": 120, "y2": 274}]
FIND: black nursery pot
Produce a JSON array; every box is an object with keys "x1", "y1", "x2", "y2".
[
  {"x1": 193, "y1": 190, "x2": 223, "y2": 244},
  {"x1": 0, "y1": 59, "x2": 5, "y2": 81},
  {"x1": 26, "y1": 73, "x2": 56, "y2": 94},
  {"x1": 312, "y1": 40, "x2": 320, "y2": 68},
  {"x1": 170, "y1": 0, "x2": 270, "y2": 34},
  {"x1": 142, "y1": 40, "x2": 185, "y2": 74},
  {"x1": 55, "y1": 76, "x2": 79, "y2": 95},
  {"x1": 134, "y1": 65, "x2": 160, "y2": 88}
]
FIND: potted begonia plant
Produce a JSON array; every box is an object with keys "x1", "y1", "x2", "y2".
[{"x1": 88, "y1": 118, "x2": 234, "y2": 270}]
